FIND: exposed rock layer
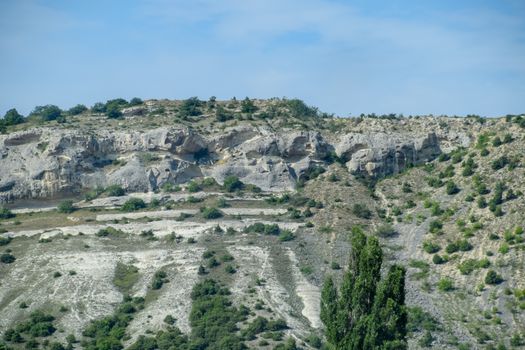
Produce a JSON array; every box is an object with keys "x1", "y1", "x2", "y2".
[{"x1": 0, "y1": 125, "x2": 453, "y2": 203}]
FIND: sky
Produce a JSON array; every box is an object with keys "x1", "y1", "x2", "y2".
[{"x1": 1, "y1": 0, "x2": 524, "y2": 117}]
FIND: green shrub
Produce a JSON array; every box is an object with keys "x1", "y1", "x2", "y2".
[
  {"x1": 407, "y1": 306, "x2": 440, "y2": 332},
  {"x1": 244, "y1": 223, "x2": 281, "y2": 235},
  {"x1": 429, "y1": 220, "x2": 443, "y2": 233},
  {"x1": 457, "y1": 239, "x2": 473, "y2": 251},
  {"x1": 215, "y1": 105, "x2": 233, "y2": 122},
  {"x1": 91, "y1": 102, "x2": 106, "y2": 113},
  {"x1": 458, "y1": 259, "x2": 483, "y2": 275},
  {"x1": 445, "y1": 181, "x2": 460, "y2": 195},
  {"x1": 352, "y1": 203, "x2": 372, "y2": 219},
  {"x1": 0, "y1": 207, "x2": 15, "y2": 219},
  {"x1": 187, "y1": 180, "x2": 201, "y2": 193},
  {"x1": 220, "y1": 253, "x2": 234, "y2": 262},
  {"x1": 305, "y1": 334, "x2": 322, "y2": 348},
  {"x1": 491, "y1": 156, "x2": 509, "y2": 170},
  {"x1": 200, "y1": 207, "x2": 223, "y2": 219},
  {"x1": 437, "y1": 278, "x2": 454, "y2": 292},
  {"x1": 105, "y1": 184, "x2": 125, "y2": 196},
  {"x1": 151, "y1": 270, "x2": 168, "y2": 290},
  {"x1": 95, "y1": 227, "x2": 125, "y2": 237},
  {"x1": 499, "y1": 243, "x2": 509, "y2": 254},
  {"x1": 121, "y1": 198, "x2": 146, "y2": 211},
  {"x1": 432, "y1": 254, "x2": 446, "y2": 264},
  {"x1": 161, "y1": 183, "x2": 181, "y2": 193},
  {"x1": 492, "y1": 136, "x2": 502, "y2": 147},
  {"x1": 376, "y1": 224, "x2": 397, "y2": 238},
  {"x1": 179, "y1": 97, "x2": 203, "y2": 118},
  {"x1": 223, "y1": 175, "x2": 244, "y2": 192},
  {"x1": 225, "y1": 264, "x2": 236, "y2": 274},
  {"x1": 241, "y1": 97, "x2": 258, "y2": 113},
  {"x1": 57, "y1": 200, "x2": 75, "y2": 213},
  {"x1": 30, "y1": 105, "x2": 62, "y2": 121},
  {"x1": 3, "y1": 108, "x2": 25, "y2": 125},
  {"x1": 0, "y1": 236, "x2": 12, "y2": 246},
  {"x1": 331, "y1": 262, "x2": 341, "y2": 270},
  {"x1": 129, "y1": 97, "x2": 143, "y2": 106},
  {"x1": 477, "y1": 196, "x2": 487, "y2": 208},
  {"x1": 68, "y1": 104, "x2": 88, "y2": 115},
  {"x1": 485, "y1": 270, "x2": 503, "y2": 285},
  {"x1": 278, "y1": 230, "x2": 295, "y2": 242},
  {"x1": 0, "y1": 253, "x2": 15, "y2": 264},
  {"x1": 423, "y1": 241, "x2": 440, "y2": 254},
  {"x1": 438, "y1": 153, "x2": 450, "y2": 162}
]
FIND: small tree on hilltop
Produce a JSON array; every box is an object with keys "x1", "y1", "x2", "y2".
[
  {"x1": 321, "y1": 227, "x2": 407, "y2": 349},
  {"x1": 3, "y1": 108, "x2": 25, "y2": 125}
]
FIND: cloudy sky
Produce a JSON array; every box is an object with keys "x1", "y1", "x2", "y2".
[{"x1": 1, "y1": 0, "x2": 524, "y2": 117}]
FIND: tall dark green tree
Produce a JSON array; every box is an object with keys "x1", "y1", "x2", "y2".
[{"x1": 320, "y1": 228, "x2": 407, "y2": 350}]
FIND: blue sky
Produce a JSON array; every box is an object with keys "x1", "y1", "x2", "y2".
[{"x1": 1, "y1": 0, "x2": 524, "y2": 117}]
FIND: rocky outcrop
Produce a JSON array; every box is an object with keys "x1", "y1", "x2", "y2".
[
  {"x1": 0, "y1": 124, "x2": 448, "y2": 203},
  {"x1": 335, "y1": 132, "x2": 441, "y2": 177}
]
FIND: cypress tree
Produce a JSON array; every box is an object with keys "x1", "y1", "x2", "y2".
[{"x1": 321, "y1": 228, "x2": 407, "y2": 349}]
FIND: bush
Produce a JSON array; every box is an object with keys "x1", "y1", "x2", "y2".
[
  {"x1": 331, "y1": 262, "x2": 341, "y2": 270},
  {"x1": 95, "y1": 227, "x2": 125, "y2": 237},
  {"x1": 0, "y1": 236, "x2": 12, "y2": 246},
  {"x1": 458, "y1": 259, "x2": 483, "y2": 275},
  {"x1": 432, "y1": 254, "x2": 446, "y2": 264},
  {"x1": 280, "y1": 98, "x2": 319, "y2": 119},
  {"x1": 106, "y1": 103, "x2": 123, "y2": 119},
  {"x1": 151, "y1": 270, "x2": 168, "y2": 290},
  {"x1": 485, "y1": 270, "x2": 503, "y2": 285},
  {"x1": 0, "y1": 253, "x2": 16, "y2": 264},
  {"x1": 352, "y1": 203, "x2": 372, "y2": 219},
  {"x1": 105, "y1": 184, "x2": 125, "y2": 196},
  {"x1": 225, "y1": 264, "x2": 236, "y2": 274},
  {"x1": 241, "y1": 97, "x2": 258, "y2": 113},
  {"x1": 445, "y1": 242, "x2": 459, "y2": 254},
  {"x1": 121, "y1": 198, "x2": 146, "y2": 212},
  {"x1": 429, "y1": 220, "x2": 443, "y2": 233},
  {"x1": 91, "y1": 102, "x2": 106, "y2": 113},
  {"x1": 200, "y1": 207, "x2": 223, "y2": 219},
  {"x1": 278, "y1": 230, "x2": 295, "y2": 242},
  {"x1": 215, "y1": 105, "x2": 233, "y2": 122},
  {"x1": 129, "y1": 97, "x2": 143, "y2": 106},
  {"x1": 437, "y1": 278, "x2": 454, "y2": 292},
  {"x1": 223, "y1": 175, "x2": 244, "y2": 192},
  {"x1": 244, "y1": 223, "x2": 281, "y2": 236},
  {"x1": 492, "y1": 136, "x2": 502, "y2": 147},
  {"x1": 0, "y1": 207, "x2": 15, "y2": 219},
  {"x1": 30, "y1": 105, "x2": 62, "y2": 121},
  {"x1": 457, "y1": 239, "x2": 473, "y2": 251},
  {"x1": 3, "y1": 108, "x2": 25, "y2": 125},
  {"x1": 57, "y1": 200, "x2": 75, "y2": 213},
  {"x1": 376, "y1": 224, "x2": 397, "y2": 238},
  {"x1": 445, "y1": 181, "x2": 460, "y2": 195},
  {"x1": 68, "y1": 104, "x2": 88, "y2": 115},
  {"x1": 491, "y1": 156, "x2": 509, "y2": 170},
  {"x1": 179, "y1": 97, "x2": 203, "y2": 117},
  {"x1": 187, "y1": 180, "x2": 201, "y2": 193},
  {"x1": 423, "y1": 241, "x2": 440, "y2": 254}
]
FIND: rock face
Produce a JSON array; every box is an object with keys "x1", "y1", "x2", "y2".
[
  {"x1": 335, "y1": 132, "x2": 441, "y2": 177},
  {"x1": 0, "y1": 124, "x2": 450, "y2": 203}
]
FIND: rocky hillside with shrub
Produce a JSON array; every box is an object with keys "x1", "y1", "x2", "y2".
[{"x1": 0, "y1": 97, "x2": 524, "y2": 349}]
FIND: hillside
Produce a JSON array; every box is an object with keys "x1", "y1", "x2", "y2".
[{"x1": 0, "y1": 98, "x2": 524, "y2": 350}]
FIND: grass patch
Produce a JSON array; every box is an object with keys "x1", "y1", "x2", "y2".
[{"x1": 113, "y1": 262, "x2": 140, "y2": 294}]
